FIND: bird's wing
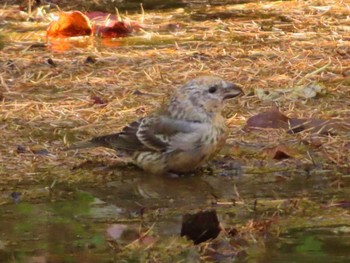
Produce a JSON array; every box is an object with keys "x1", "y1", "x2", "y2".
[
  {"x1": 89, "y1": 119, "x2": 146, "y2": 151},
  {"x1": 135, "y1": 116, "x2": 200, "y2": 151},
  {"x1": 68, "y1": 116, "x2": 200, "y2": 152}
]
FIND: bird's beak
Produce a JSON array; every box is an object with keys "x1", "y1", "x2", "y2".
[{"x1": 223, "y1": 82, "x2": 244, "y2": 100}]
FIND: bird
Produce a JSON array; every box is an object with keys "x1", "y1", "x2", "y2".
[{"x1": 67, "y1": 76, "x2": 243, "y2": 175}]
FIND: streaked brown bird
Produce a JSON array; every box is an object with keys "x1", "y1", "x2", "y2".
[{"x1": 68, "y1": 76, "x2": 243, "y2": 175}]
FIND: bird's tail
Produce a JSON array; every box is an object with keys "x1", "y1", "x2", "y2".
[
  {"x1": 64, "y1": 141, "x2": 97, "y2": 151},
  {"x1": 64, "y1": 133, "x2": 122, "y2": 151}
]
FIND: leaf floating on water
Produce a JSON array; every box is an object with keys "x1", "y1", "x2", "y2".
[{"x1": 181, "y1": 210, "x2": 221, "y2": 245}]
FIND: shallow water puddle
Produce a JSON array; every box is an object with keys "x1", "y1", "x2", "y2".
[
  {"x1": 1, "y1": 171, "x2": 350, "y2": 261},
  {"x1": 0, "y1": 192, "x2": 112, "y2": 262},
  {"x1": 264, "y1": 226, "x2": 350, "y2": 262}
]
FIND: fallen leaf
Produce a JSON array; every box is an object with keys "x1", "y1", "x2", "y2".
[
  {"x1": 94, "y1": 21, "x2": 135, "y2": 38},
  {"x1": 291, "y1": 83, "x2": 326, "y2": 99},
  {"x1": 245, "y1": 108, "x2": 289, "y2": 130},
  {"x1": 181, "y1": 210, "x2": 221, "y2": 244},
  {"x1": 47, "y1": 11, "x2": 92, "y2": 38},
  {"x1": 255, "y1": 83, "x2": 326, "y2": 101},
  {"x1": 263, "y1": 144, "x2": 297, "y2": 160},
  {"x1": 245, "y1": 108, "x2": 350, "y2": 135}
]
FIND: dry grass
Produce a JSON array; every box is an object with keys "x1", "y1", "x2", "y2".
[{"x1": 0, "y1": 0, "x2": 349, "y2": 193}]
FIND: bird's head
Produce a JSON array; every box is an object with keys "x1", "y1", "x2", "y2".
[
  {"x1": 167, "y1": 76, "x2": 243, "y2": 122},
  {"x1": 180, "y1": 76, "x2": 243, "y2": 113}
]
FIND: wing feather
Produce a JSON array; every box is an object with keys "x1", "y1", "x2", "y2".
[{"x1": 68, "y1": 116, "x2": 200, "y2": 153}]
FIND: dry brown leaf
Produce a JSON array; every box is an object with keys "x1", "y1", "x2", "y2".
[
  {"x1": 263, "y1": 144, "x2": 297, "y2": 160},
  {"x1": 47, "y1": 11, "x2": 92, "y2": 38},
  {"x1": 245, "y1": 108, "x2": 350, "y2": 135},
  {"x1": 244, "y1": 108, "x2": 289, "y2": 130},
  {"x1": 94, "y1": 21, "x2": 135, "y2": 38},
  {"x1": 181, "y1": 210, "x2": 221, "y2": 245}
]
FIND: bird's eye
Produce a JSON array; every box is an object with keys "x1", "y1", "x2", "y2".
[{"x1": 208, "y1": 86, "x2": 217, "y2": 93}]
